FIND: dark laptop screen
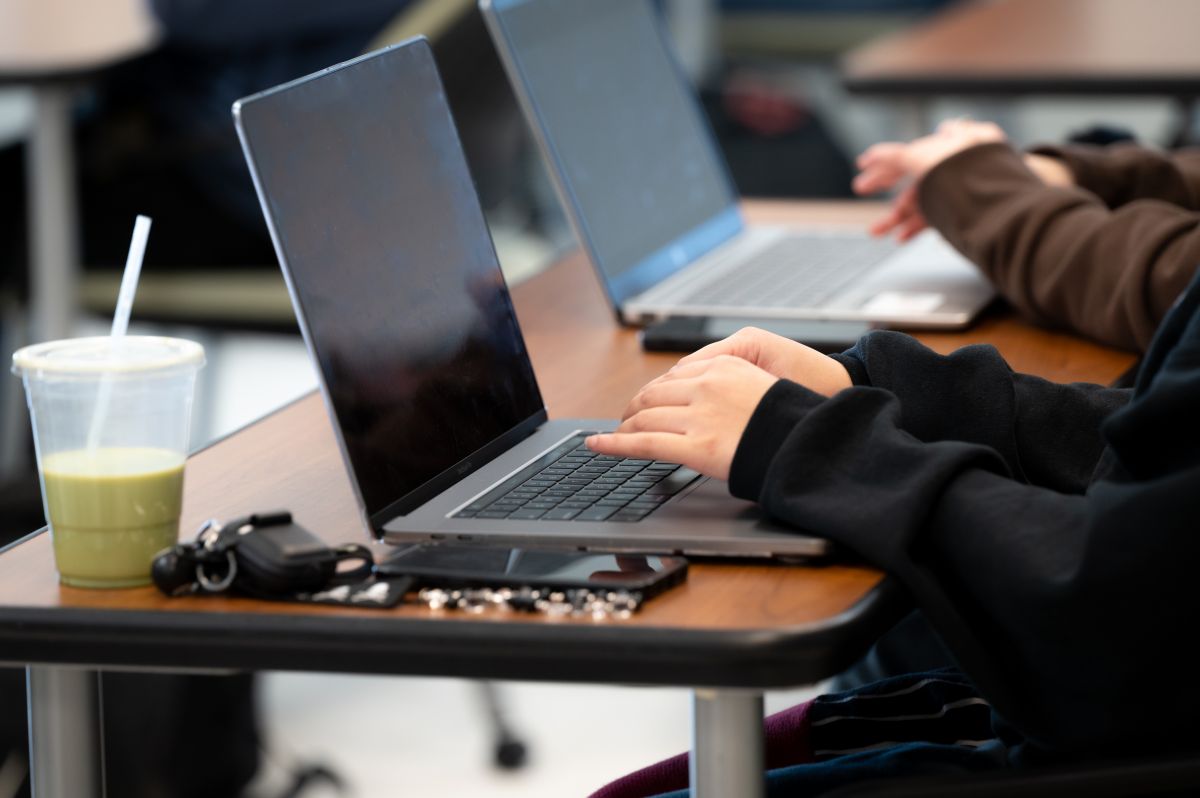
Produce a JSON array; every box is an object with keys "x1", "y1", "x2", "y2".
[
  {"x1": 489, "y1": 0, "x2": 739, "y2": 304},
  {"x1": 235, "y1": 40, "x2": 544, "y2": 522}
]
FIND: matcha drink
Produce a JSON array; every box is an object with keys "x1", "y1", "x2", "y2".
[
  {"x1": 41, "y1": 447, "x2": 185, "y2": 588},
  {"x1": 13, "y1": 334, "x2": 205, "y2": 589}
]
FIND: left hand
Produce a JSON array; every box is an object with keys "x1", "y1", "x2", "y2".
[
  {"x1": 853, "y1": 119, "x2": 1007, "y2": 241},
  {"x1": 586, "y1": 355, "x2": 779, "y2": 481}
]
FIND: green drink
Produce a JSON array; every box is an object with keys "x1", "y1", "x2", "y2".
[
  {"x1": 41, "y1": 447, "x2": 185, "y2": 588},
  {"x1": 13, "y1": 336, "x2": 205, "y2": 589}
]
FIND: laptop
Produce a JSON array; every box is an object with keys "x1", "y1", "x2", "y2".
[
  {"x1": 480, "y1": 0, "x2": 995, "y2": 328},
  {"x1": 233, "y1": 39, "x2": 829, "y2": 559}
]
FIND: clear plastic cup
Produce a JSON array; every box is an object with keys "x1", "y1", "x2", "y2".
[{"x1": 11, "y1": 336, "x2": 205, "y2": 588}]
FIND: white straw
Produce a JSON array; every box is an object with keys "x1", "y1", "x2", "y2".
[
  {"x1": 87, "y1": 215, "x2": 152, "y2": 451},
  {"x1": 111, "y1": 215, "x2": 151, "y2": 338}
]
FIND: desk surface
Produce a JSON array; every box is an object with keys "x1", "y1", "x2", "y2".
[
  {"x1": 0, "y1": 0, "x2": 158, "y2": 78},
  {"x1": 0, "y1": 201, "x2": 1135, "y2": 688},
  {"x1": 842, "y1": 0, "x2": 1200, "y2": 96}
]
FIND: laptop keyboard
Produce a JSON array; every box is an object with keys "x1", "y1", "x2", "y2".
[
  {"x1": 453, "y1": 434, "x2": 700, "y2": 523},
  {"x1": 683, "y1": 234, "x2": 898, "y2": 308}
]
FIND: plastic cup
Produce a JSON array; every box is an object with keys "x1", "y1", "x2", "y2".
[{"x1": 11, "y1": 336, "x2": 205, "y2": 588}]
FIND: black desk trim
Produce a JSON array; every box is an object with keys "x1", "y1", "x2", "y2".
[
  {"x1": 843, "y1": 73, "x2": 1200, "y2": 98},
  {"x1": 0, "y1": 578, "x2": 906, "y2": 689}
]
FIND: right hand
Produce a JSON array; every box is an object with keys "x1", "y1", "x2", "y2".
[{"x1": 677, "y1": 326, "x2": 852, "y2": 398}]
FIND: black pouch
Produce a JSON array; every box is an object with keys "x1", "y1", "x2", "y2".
[
  {"x1": 153, "y1": 512, "x2": 408, "y2": 608},
  {"x1": 233, "y1": 519, "x2": 370, "y2": 596}
]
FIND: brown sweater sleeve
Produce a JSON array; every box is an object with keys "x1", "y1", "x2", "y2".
[
  {"x1": 918, "y1": 142, "x2": 1200, "y2": 352},
  {"x1": 1029, "y1": 142, "x2": 1200, "y2": 210}
]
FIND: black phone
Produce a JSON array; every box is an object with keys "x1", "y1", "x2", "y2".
[
  {"x1": 377, "y1": 544, "x2": 687, "y2": 597},
  {"x1": 640, "y1": 316, "x2": 872, "y2": 353}
]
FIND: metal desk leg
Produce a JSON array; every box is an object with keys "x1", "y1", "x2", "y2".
[
  {"x1": 690, "y1": 688, "x2": 764, "y2": 798},
  {"x1": 26, "y1": 665, "x2": 104, "y2": 798},
  {"x1": 27, "y1": 85, "x2": 80, "y2": 343}
]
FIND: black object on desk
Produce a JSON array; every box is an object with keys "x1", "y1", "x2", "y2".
[
  {"x1": 641, "y1": 317, "x2": 873, "y2": 353},
  {"x1": 379, "y1": 544, "x2": 688, "y2": 598}
]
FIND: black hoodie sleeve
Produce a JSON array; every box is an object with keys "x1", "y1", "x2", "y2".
[
  {"x1": 729, "y1": 315, "x2": 1200, "y2": 755},
  {"x1": 826, "y1": 331, "x2": 1129, "y2": 493}
]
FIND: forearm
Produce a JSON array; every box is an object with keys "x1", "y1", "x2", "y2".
[
  {"x1": 1029, "y1": 142, "x2": 1200, "y2": 209},
  {"x1": 919, "y1": 143, "x2": 1200, "y2": 351},
  {"x1": 831, "y1": 331, "x2": 1127, "y2": 492},
  {"x1": 730, "y1": 376, "x2": 1198, "y2": 755}
]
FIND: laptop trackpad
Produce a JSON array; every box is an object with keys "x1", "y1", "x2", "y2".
[{"x1": 657, "y1": 476, "x2": 818, "y2": 546}]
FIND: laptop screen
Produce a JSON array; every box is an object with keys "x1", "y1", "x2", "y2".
[
  {"x1": 487, "y1": 0, "x2": 741, "y2": 306},
  {"x1": 235, "y1": 40, "x2": 545, "y2": 524}
]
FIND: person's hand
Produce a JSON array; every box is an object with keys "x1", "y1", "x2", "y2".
[
  {"x1": 678, "y1": 326, "x2": 851, "y2": 397},
  {"x1": 586, "y1": 355, "x2": 779, "y2": 481},
  {"x1": 853, "y1": 119, "x2": 1007, "y2": 241}
]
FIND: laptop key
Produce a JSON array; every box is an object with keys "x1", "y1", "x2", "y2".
[
  {"x1": 575, "y1": 505, "x2": 618, "y2": 521},
  {"x1": 611, "y1": 508, "x2": 654, "y2": 522},
  {"x1": 645, "y1": 467, "x2": 700, "y2": 495},
  {"x1": 541, "y1": 507, "x2": 582, "y2": 520},
  {"x1": 476, "y1": 510, "x2": 512, "y2": 519},
  {"x1": 508, "y1": 507, "x2": 549, "y2": 520}
]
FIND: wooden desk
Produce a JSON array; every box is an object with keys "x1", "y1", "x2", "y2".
[
  {"x1": 0, "y1": 201, "x2": 1135, "y2": 797},
  {"x1": 841, "y1": 0, "x2": 1200, "y2": 142},
  {"x1": 843, "y1": 0, "x2": 1200, "y2": 97}
]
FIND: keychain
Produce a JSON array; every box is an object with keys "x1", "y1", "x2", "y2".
[{"x1": 416, "y1": 585, "x2": 643, "y2": 620}]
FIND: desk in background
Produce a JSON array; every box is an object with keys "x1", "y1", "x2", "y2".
[
  {"x1": 0, "y1": 0, "x2": 160, "y2": 342},
  {"x1": 0, "y1": 0, "x2": 159, "y2": 484},
  {"x1": 841, "y1": 0, "x2": 1200, "y2": 141},
  {"x1": 0, "y1": 201, "x2": 1136, "y2": 798}
]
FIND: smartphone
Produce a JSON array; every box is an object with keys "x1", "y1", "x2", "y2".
[
  {"x1": 640, "y1": 317, "x2": 872, "y2": 353},
  {"x1": 377, "y1": 544, "x2": 687, "y2": 597}
]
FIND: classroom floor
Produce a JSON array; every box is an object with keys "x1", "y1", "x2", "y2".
[{"x1": 248, "y1": 674, "x2": 823, "y2": 798}]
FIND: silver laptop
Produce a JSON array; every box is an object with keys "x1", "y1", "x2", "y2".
[
  {"x1": 481, "y1": 0, "x2": 994, "y2": 328},
  {"x1": 233, "y1": 39, "x2": 829, "y2": 559}
]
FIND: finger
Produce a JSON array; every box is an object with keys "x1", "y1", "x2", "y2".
[
  {"x1": 621, "y1": 379, "x2": 695, "y2": 421},
  {"x1": 852, "y1": 164, "x2": 906, "y2": 196},
  {"x1": 891, "y1": 182, "x2": 917, "y2": 213},
  {"x1": 585, "y1": 431, "x2": 692, "y2": 464},
  {"x1": 676, "y1": 336, "x2": 741, "y2": 365},
  {"x1": 677, "y1": 326, "x2": 771, "y2": 366},
  {"x1": 895, "y1": 214, "x2": 928, "y2": 243},
  {"x1": 656, "y1": 358, "x2": 712, "y2": 382},
  {"x1": 616, "y1": 405, "x2": 692, "y2": 435},
  {"x1": 855, "y1": 142, "x2": 905, "y2": 169},
  {"x1": 867, "y1": 206, "x2": 905, "y2": 237}
]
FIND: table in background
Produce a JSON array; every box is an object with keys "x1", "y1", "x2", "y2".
[
  {"x1": 0, "y1": 0, "x2": 159, "y2": 482},
  {"x1": 0, "y1": 201, "x2": 1136, "y2": 798},
  {"x1": 841, "y1": 0, "x2": 1200, "y2": 140}
]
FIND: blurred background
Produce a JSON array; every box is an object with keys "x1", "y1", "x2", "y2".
[{"x1": 0, "y1": 0, "x2": 1190, "y2": 795}]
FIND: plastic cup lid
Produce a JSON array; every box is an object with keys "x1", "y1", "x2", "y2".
[{"x1": 11, "y1": 336, "x2": 205, "y2": 377}]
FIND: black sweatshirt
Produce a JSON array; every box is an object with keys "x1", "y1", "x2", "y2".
[{"x1": 728, "y1": 272, "x2": 1200, "y2": 758}]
